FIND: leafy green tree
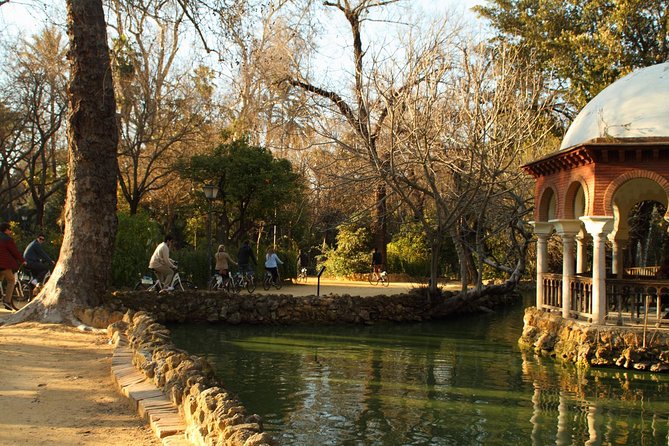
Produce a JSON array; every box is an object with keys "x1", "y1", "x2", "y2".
[
  {"x1": 475, "y1": 0, "x2": 669, "y2": 112},
  {"x1": 386, "y1": 222, "x2": 430, "y2": 277},
  {"x1": 112, "y1": 211, "x2": 160, "y2": 287},
  {"x1": 179, "y1": 137, "x2": 305, "y2": 245},
  {"x1": 320, "y1": 223, "x2": 371, "y2": 277}
]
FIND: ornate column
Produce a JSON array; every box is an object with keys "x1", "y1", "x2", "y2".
[
  {"x1": 608, "y1": 228, "x2": 628, "y2": 279},
  {"x1": 576, "y1": 229, "x2": 591, "y2": 274},
  {"x1": 581, "y1": 216, "x2": 614, "y2": 324},
  {"x1": 531, "y1": 222, "x2": 554, "y2": 310},
  {"x1": 552, "y1": 220, "x2": 582, "y2": 319}
]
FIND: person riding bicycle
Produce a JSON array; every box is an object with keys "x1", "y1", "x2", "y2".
[
  {"x1": 215, "y1": 244, "x2": 237, "y2": 279},
  {"x1": 149, "y1": 235, "x2": 177, "y2": 291},
  {"x1": 298, "y1": 249, "x2": 308, "y2": 273},
  {"x1": 0, "y1": 222, "x2": 25, "y2": 310},
  {"x1": 371, "y1": 247, "x2": 383, "y2": 279},
  {"x1": 264, "y1": 247, "x2": 283, "y2": 284},
  {"x1": 23, "y1": 234, "x2": 55, "y2": 285},
  {"x1": 237, "y1": 240, "x2": 256, "y2": 276}
]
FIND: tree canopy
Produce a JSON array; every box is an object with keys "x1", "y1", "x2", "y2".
[{"x1": 475, "y1": 0, "x2": 669, "y2": 114}]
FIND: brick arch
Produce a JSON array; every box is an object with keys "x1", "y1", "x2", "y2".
[
  {"x1": 603, "y1": 170, "x2": 669, "y2": 218},
  {"x1": 537, "y1": 183, "x2": 559, "y2": 221},
  {"x1": 563, "y1": 178, "x2": 590, "y2": 219}
]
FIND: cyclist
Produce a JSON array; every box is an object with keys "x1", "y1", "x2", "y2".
[
  {"x1": 264, "y1": 247, "x2": 283, "y2": 285},
  {"x1": 237, "y1": 240, "x2": 256, "y2": 277},
  {"x1": 215, "y1": 244, "x2": 237, "y2": 279},
  {"x1": 149, "y1": 235, "x2": 177, "y2": 291},
  {"x1": 297, "y1": 249, "x2": 308, "y2": 272},
  {"x1": 371, "y1": 247, "x2": 383, "y2": 280},
  {"x1": 23, "y1": 234, "x2": 55, "y2": 285},
  {"x1": 0, "y1": 222, "x2": 25, "y2": 310}
]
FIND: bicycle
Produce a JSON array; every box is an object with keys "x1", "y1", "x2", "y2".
[
  {"x1": 231, "y1": 270, "x2": 256, "y2": 293},
  {"x1": 10, "y1": 267, "x2": 52, "y2": 310},
  {"x1": 368, "y1": 270, "x2": 390, "y2": 287},
  {"x1": 263, "y1": 270, "x2": 282, "y2": 290},
  {"x1": 134, "y1": 264, "x2": 196, "y2": 292},
  {"x1": 208, "y1": 272, "x2": 233, "y2": 292},
  {"x1": 296, "y1": 267, "x2": 308, "y2": 283}
]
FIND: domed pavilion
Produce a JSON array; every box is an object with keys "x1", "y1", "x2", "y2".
[{"x1": 523, "y1": 62, "x2": 669, "y2": 326}]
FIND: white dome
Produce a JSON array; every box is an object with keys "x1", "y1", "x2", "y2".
[{"x1": 560, "y1": 62, "x2": 669, "y2": 150}]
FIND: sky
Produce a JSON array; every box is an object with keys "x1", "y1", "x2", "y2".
[
  {"x1": 0, "y1": 0, "x2": 487, "y2": 87},
  {"x1": 0, "y1": 1, "x2": 486, "y2": 38}
]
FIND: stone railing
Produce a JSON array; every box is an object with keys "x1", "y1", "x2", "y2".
[
  {"x1": 625, "y1": 266, "x2": 660, "y2": 277},
  {"x1": 541, "y1": 273, "x2": 562, "y2": 312},
  {"x1": 108, "y1": 311, "x2": 274, "y2": 446},
  {"x1": 540, "y1": 274, "x2": 669, "y2": 327}
]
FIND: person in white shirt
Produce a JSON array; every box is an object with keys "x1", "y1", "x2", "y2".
[
  {"x1": 149, "y1": 235, "x2": 177, "y2": 290},
  {"x1": 264, "y1": 247, "x2": 283, "y2": 284}
]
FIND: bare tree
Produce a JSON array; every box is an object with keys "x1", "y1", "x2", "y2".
[
  {"x1": 109, "y1": 0, "x2": 212, "y2": 214},
  {"x1": 280, "y1": 1, "x2": 555, "y2": 294},
  {"x1": 9, "y1": 27, "x2": 69, "y2": 227},
  {"x1": 6, "y1": 0, "x2": 118, "y2": 325}
]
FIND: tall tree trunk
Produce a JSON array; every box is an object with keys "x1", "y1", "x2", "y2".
[
  {"x1": 373, "y1": 184, "x2": 387, "y2": 263},
  {"x1": 6, "y1": 0, "x2": 118, "y2": 325},
  {"x1": 429, "y1": 241, "x2": 440, "y2": 294}
]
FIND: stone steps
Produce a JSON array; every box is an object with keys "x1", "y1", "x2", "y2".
[{"x1": 111, "y1": 333, "x2": 192, "y2": 446}]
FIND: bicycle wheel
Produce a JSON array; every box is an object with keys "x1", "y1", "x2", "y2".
[
  {"x1": 246, "y1": 275, "x2": 256, "y2": 293},
  {"x1": 381, "y1": 275, "x2": 390, "y2": 287},
  {"x1": 263, "y1": 273, "x2": 272, "y2": 290},
  {"x1": 134, "y1": 281, "x2": 150, "y2": 291},
  {"x1": 11, "y1": 281, "x2": 33, "y2": 310},
  {"x1": 274, "y1": 275, "x2": 282, "y2": 290},
  {"x1": 368, "y1": 273, "x2": 378, "y2": 285},
  {"x1": 182, "y1": 280, "x2": 197, "y2": 290},
  {"x1": 208, "y1": 276, "x2": 220, "y2": 291}
]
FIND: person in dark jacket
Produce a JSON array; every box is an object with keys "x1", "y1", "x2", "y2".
[
  {"x1": 23, "y1": 234, "x2": 54, "y2": 284},
  {"x1": 237, "y1": 240, "x2": 257, "y2": 275},
  {"x1": 0, "y1": 222, "x2": 26, "y2": 310}
]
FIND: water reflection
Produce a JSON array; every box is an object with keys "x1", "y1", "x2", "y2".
[{"x1": 169, "y1": 298, "x2": 669, "y2": 445}]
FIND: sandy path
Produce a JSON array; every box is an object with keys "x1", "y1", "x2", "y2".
[
  {"x1": 0, "y1": 317, "x2": 159, "y2": 446},
  {"x1": 254, "y1": 277, "x2": 422, "y2": 297},
  {"x1": 253, "y1": 277, "x2": 461, "y2": 297}
]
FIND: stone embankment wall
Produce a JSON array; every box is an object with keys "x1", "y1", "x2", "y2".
[
  {"x1": 77, "y1": 289, "x2": 518, "y2": 446},
  {"x1": 95, "y1": 289, "x2": 518, "y2": 325},
  {"x1": 520, "y1": 307, "x2": 669, "y2": 372},
  {"x1": 108, "y1": 311, "x2": 273, "y2": 446}
]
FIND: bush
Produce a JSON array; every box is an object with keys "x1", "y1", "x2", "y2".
[
  {"x1": 320, "y1": 224, "x2": 371, "y2": 277},
  {"x1": 387, "y1": 222, "x2": 430, "y2": 277},
  {"x1": 112, "y1": 212, "x2": 161, "y2": 288},
  {"x1": 172, "y1": 246, "x2": 209, "y2": 287}
]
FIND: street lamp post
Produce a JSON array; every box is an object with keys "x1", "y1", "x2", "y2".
[{"x1": 203, "y1": 183, "x2": 219, "y2": 278}]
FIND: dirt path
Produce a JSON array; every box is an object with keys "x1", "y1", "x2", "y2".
[
  {"x1": 253, "y1": 277, "x2": 463, "y2": 297},
  {"x1": 0, "y1": 316, "x2": 159, "y2": 446}
]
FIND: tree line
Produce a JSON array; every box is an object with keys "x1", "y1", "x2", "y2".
[{"x1": 1, "y1": 0, "x2": 667, "y2": 323}]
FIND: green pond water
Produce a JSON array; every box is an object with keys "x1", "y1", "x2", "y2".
[{"x1": 169, "y1": 295, "x2": 669, "y2": 445}]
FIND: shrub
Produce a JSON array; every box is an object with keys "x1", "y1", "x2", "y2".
[
  {"x1": 387, "y1": 222, "x2": 430, "y2": 277},
  {"x1": 320, "y1": 224, "x2": 371, "y2": 277},
  {"x1": 112, "y1": 212, "x2": 161, "y2": 288}
]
